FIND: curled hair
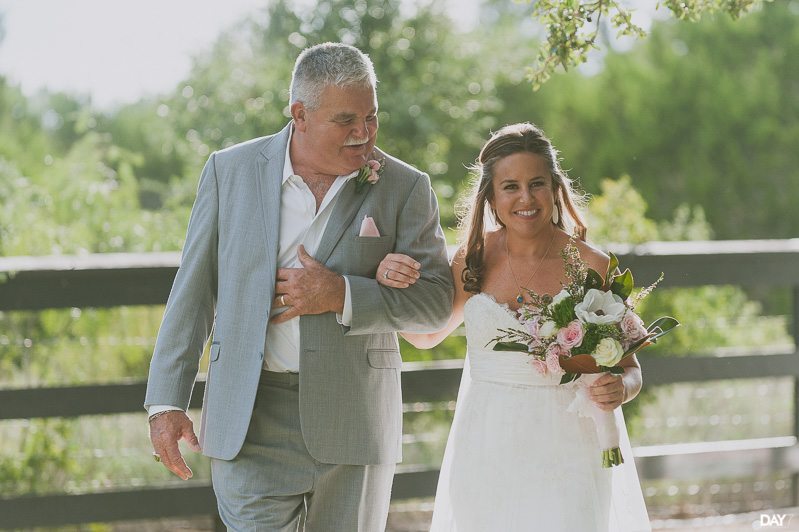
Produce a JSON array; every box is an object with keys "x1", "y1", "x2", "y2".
[
  {"x1": 458, "y1": 122, "x2": 588, "y2": 293},
  {"x1": 290, "y1": 42, "x2": 378, "y2": 111}
]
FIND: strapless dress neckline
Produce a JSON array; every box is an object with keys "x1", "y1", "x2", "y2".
[{"x1": 463, "y1": 292, "x2": 562, "y2": 387}]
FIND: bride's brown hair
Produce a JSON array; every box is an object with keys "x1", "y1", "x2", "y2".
[{"x1": 458, "y1": 122, "x2": 588, "y2": 294}]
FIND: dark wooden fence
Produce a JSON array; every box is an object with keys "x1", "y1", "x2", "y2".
[{"x1": 1, "y1": 240, "x2": 798, "y2": 529}]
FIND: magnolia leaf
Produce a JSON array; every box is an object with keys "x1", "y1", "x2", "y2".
[
  {"x1": 602, "y1": 365, "x2": 625, "y2": 375},
  {"x1": 622, "y1": 337, "x2": 652, "y2": 358},
  {"x1": 560, "y1": 372, "x2": 581, "y2": 384},
  {"x1": 646, "y1": 316, "x2": 680, "y2": 342},
  {"x1": 610, "y1": 269, "x2": 634, "y2": 299},
  {"x1": 492, "y1": 341, "x2": 529, "y2": 352},
  {"x1": 585, "y1": 268, "x2": 604, "y2": 291},
  {"x1": 560, "y1": 354, "x2": 601, "y2": 374},
  {"x1": 604, "y1": 253, "x2": 619, "y2": 288}
]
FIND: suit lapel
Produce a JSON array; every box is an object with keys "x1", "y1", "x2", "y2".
[
  {"x1": 314, "y1": 177, "x2": 369, "y2": 264},
  {"x1": 256, "y1": 124, "x2": 291, "y2": 273}
]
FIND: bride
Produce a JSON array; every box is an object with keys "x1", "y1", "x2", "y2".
[{"x1": 376, "y1": 123, "x2": 651, "y2": 531}]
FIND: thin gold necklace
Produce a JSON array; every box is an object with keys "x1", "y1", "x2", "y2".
[{"x1": 505, "y1": 229, "x2": 556, "y2": 304}]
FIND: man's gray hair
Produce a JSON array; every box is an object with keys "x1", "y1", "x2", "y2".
[{"x1": 290, "y1": 42, "x2": 378, "y2": 111}]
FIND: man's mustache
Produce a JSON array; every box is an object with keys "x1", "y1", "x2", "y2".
[{"x1": 344, "y1": 137, "x2": 370, "y2": 146}]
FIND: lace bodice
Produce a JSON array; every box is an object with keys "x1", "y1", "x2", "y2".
[{"x1": 463, "y1": 293, "x2": 562, "y2": 386}]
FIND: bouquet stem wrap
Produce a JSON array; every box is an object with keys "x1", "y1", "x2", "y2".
[{"x1": 567, "y1": 373, "x2": 624, "y2": 468}]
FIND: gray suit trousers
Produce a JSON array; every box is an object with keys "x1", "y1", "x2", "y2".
[{"x1": 211, "y1": 371, "x2": 395, "y2": 531}]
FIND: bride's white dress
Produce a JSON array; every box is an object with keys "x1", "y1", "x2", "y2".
[{"x1": 429, "y1": 293, "x2": 651, "y2": 532}]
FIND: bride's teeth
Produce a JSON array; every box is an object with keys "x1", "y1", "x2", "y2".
[{"x1": 516, "y1": 209, "x2": 537, "y2": 216}]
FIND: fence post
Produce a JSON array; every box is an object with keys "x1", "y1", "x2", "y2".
[
  {"x1": 213, "y1": 512, "x2": 226, "y2": 532},
  {"x1": 793, "y1": 287, "x2": 799, "y2": 508}
]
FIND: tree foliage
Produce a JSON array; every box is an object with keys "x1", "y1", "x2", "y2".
[
  {"x1": 477, "y1": 0, "x2": 798, "y2": 239},
  {"x1": 521, "y1": 0, "x2": 772, "y2": 89}
]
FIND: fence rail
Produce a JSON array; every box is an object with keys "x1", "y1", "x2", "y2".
[{"x1": 1, "y1": 239, "x2": 798, "y2": 529}]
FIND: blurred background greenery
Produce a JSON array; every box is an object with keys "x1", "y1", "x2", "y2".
[{"x1": 0, "y1": 0, "x2": 796, "y2": 527}]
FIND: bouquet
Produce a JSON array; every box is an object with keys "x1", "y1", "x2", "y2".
[{"x1": 491, "y1": 240, "x2": 679, "y2": 467}]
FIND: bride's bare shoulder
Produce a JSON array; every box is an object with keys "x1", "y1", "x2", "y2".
[
  {"x1": 483, "y1": 229, "x2": 503, "y2": 248},
  {"x1": 484, "y1": 230, "x2": 512, "y2": 267}
]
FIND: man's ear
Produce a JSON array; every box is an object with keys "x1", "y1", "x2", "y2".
[{"x1": 291, "y1": 102, "x2": 307, "y2": 131}]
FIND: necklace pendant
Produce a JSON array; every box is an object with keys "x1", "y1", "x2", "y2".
[{"x1": 516, "y1": 294, "x2": 524, "y2": 304}]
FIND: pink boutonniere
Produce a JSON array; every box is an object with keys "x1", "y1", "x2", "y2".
[{"x1": 355, "y1": 157, "x2": 386, "y2": 193}]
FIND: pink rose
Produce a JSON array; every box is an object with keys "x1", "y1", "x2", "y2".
[
  {"x1": 355, "y1": 158, "x2": 384, "y2": 193},
  {"x1": 620, "y1": 310, "x2": 647, "y2": 344},
  {"x1": 556, "y1": 320, "x2": 584, "y2": 349},
  {"x1": 530, "y1": 357, "x2": 548, "y2": 375},
  {"x1": 545, "y1": 343, "x2": 568, "y2": 376},
  {"x1": 523, "y1": 315, "x2": 541, "y2": 338},
  {"x1": 365, "y1": 159, "x2": 381, "y2": 184}
]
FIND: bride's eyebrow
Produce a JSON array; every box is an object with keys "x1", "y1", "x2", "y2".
[{"x1": 498, "y1": 176, "x2": 546, "y2": 184}]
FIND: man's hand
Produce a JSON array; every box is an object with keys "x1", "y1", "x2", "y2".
[
  {"x1": 272, "y1": 245, "x2": 346, "y2": 324},
  {"x1": 149, "y1": 410, "x2": 202, "y2": 480}
]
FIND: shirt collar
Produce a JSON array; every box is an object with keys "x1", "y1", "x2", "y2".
[
  {"x1": 281, "y1": 127, "x2": 295, "y2": 185},
  {"x1": 283, "y1": 126, "x2": 361, "y2": 185}
]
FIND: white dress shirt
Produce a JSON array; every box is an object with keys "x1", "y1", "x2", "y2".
[
  {"x1": 149, "y1": 129, "x2": 357, "y2": 416},
  {"x1": 265, "y1": 131, "x2": 356, "y2": 372}
]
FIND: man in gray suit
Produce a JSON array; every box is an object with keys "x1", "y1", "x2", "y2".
[{"x1": 144, "y1": 42, "x2": 453, "y2": 531}]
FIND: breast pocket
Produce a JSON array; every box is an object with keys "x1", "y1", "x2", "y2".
[{"x1": 339, "y1": 235, "x2": 394, "y2": 277}]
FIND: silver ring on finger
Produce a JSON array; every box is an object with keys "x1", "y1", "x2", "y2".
[
  {"x1": 279, "y1": 295, "x2": 285, "y2": 306},
  {"x1": 383, "y1": 269, "x2": 390, "y2": 280}
]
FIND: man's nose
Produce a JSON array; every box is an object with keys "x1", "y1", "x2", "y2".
[{"x1": 353, "y1": 119, "x2": 373, "y2": 139}]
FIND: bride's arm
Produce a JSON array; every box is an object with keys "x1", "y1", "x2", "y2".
[
  {"x1": 620, "y1": 356, "x2": 643, "y2": 404},
  {"x1": 377, "y1": 248, "x2": 470, "y2": 349}
]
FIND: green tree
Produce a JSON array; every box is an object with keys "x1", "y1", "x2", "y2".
[
  {"x1": 98, "y1": 101, "x2": 187, "y2": 210},
  {"x1": 0, "y1": 79, "x2": 52, "y2": 176},
  {"x1": 580, "y1": 1, "x2": 798, "y2": 238},
  {"x1": 0, "y1": 131, "x2": 189, "y2": 256},
  {"x1": 515, "y1": 0, "x2": 771, "y2": 89}
]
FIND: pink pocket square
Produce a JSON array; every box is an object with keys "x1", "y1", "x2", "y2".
[{"x1": 359, "y1": 215, "x2": 381, "y2": 237}]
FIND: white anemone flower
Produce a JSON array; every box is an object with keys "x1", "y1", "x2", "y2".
[{"x1": 574, "y1": 289, "x2": 626, "y2": 325}]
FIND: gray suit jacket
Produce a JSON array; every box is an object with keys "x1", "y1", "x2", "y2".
[{"x1": 144, "y1": 123, "x2": 454, "y2": 464}]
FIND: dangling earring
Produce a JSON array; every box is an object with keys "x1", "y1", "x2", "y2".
[{"x1": 551, "y1": 203, "x2": 560, "y2": 225}]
